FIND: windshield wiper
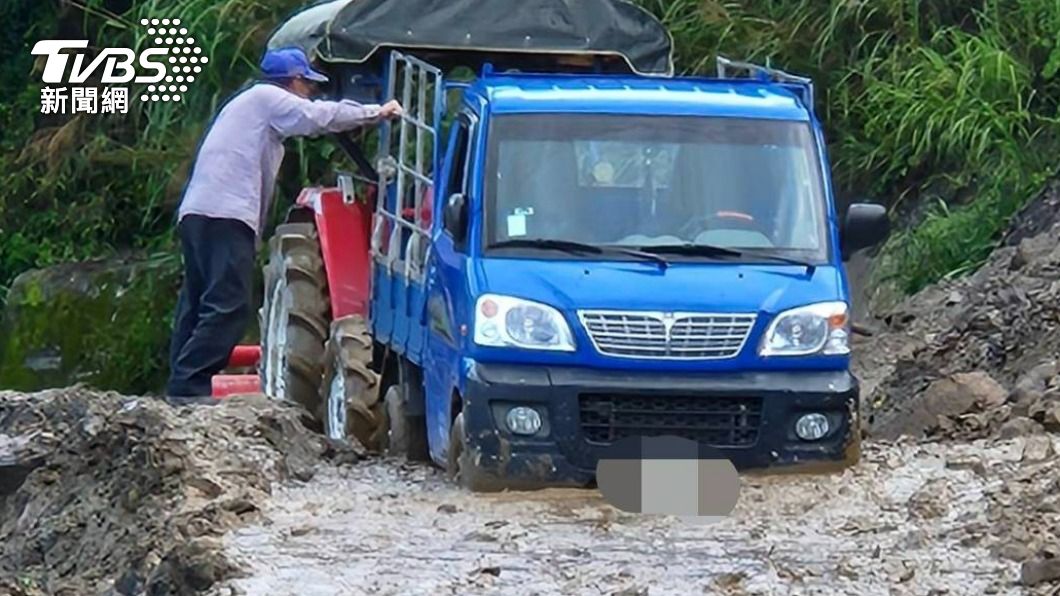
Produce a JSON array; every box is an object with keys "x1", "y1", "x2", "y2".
[
  {"x1": 490, "y1": 239, "x2": 668, "y2": 268},
  {"x1": 639, "y1": 243, "x2": 816, "y2": 273},
  {"x1": 639, "y1": 243, "x2": 743, "y2": 258},
  {"x1": 739, "y1": 248, "x2": 817, "y2": 272}
]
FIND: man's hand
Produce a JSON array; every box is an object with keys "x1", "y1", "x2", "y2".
[{"x1": 379, "y1": 100, "x2": 404, "y2": 121}]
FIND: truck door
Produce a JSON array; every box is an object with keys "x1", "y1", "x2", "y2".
[{"x1": 424, "y1": 111, "x2": 475, "y2": 463}]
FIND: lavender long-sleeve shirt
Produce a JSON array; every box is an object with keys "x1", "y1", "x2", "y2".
[{"x1": 178, "y1": 82, "x2": 382, "y2": 236}]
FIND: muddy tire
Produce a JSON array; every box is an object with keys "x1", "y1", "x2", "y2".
[
  {"x1": 321, "y1": 316, "x2": 383, "y2": 450},
  {"x1": 260, "y1": 224, "x2": 329, "y2": 420},
  {"x1": 383, "y1": 385, "x2": 430, "y2": 461},
  {"x1": 447, "y1": 413, "x2": 502, "y2": 492}
]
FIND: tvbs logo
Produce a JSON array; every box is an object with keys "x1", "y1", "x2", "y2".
[
  {"x1": 32, "y1": 18, "x2": 208, "y2": 115},
  {"x1": 32, "y1": 40, "x2": 169, "y2": 84}
]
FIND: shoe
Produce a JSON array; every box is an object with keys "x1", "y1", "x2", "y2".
[{"x1": 165, "y1": 392, "x2": 219, "y2": 405}]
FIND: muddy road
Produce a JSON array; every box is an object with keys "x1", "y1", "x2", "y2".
[
  {"x1": 218, "y1": 437, "x2": 1053, "y2": 596},
  {"x1": 2, "y1": 386, "x2": 1058, "y2": 596}
]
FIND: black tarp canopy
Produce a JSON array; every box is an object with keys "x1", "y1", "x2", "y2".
[{"x1": 267, "y1": 0, "x2": 674, "y2": 77}]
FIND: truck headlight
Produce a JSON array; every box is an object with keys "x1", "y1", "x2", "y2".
[
  {"x1": 474, "y1": 294, "x2": 575, "y2": 351},
  {"x1": 760, "y1": 302, "x2": 850, "y2": 357}
]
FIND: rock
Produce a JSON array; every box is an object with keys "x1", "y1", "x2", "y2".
[
  {"x1": 1009, "y1": 247, "x2": 1029, "y2": 270},
  {"x1": 908, "y1": 479, "x2": 950, "y2": 519},
  {"x1": 1016, "y1": 362, "x2": 1059, "y2": 394},
  {"x1": 463, "y1": 530, "x2": 499, "y2": 542},
  {"x1": 611, "y1": 587, "x2": 648, "y2": 596},
  {"x1": 1022, "y1": 436, "x2": 1053, "y2": 462},
  {"x1": 710, "y1": 571, "x2": 747, "y2": 592},
  {"x1": 289, "y1": 525, "x2": 314, "y2": 537},
  {"x1": 998, "y1": 542, "x2": 1034, "y2": 562},
  {"x1": 1009, "y1": 387, "x2": 1043, "y2": 408},
  {"x1": 1043, "y1": 406, "x2": 1060, "y2": 432},
  {"x1": 952, "y1": 372, "x2": 1009, "y2": 408},
  {"x1": 0, "y1": 256, "x2": 182, "y2": 394},
  {"x1": 0, "y1": 432, "x2": 48, "y2": 496},
  {"x1": 146, "y1": 538, "x2": 235, "y2": 594},
  {"x1": 945, "y1": 453, "x2": 986, "y2": 475},
  {"x1": 999, "y1": 417, "x2": 1044, "y2": 439},
  {"x1": 1003, "y1": 178, "x2": 1060, "y2": 247},
  {"x1": 1020, "y1": 559, "x2": 1060, "y2": 586},
  {"x1": 874, "y1": 371, "x2": 1008, "y2": 439},
  {"x1": 1036, "y1": 499, "x2": 1060, "y2": 513}
]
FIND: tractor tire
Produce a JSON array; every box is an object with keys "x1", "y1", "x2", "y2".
[
  {"x1": 321, "y1": 315, "x2": 384, "y2": 450},
  {"x1": 383, "y1": 384, "x2": 430, "y2": 461},
  {"x1": 260, "y1": 224, "x2": 330, "y2": 422},
  {"x1": 446, "y1": 412, "x2": 503, "y2": 492},
  {"x1": 260, "y1": 223, "x2": 309, "y2": 391}
]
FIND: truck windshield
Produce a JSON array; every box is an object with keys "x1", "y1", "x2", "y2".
[{"x1": 483, "y1": 114, "x2": 829, "y2": 262}]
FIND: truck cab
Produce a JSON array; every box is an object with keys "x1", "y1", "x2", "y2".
[
  {"x1": 420, "y1": 68, "x2": 887, "y2": 488},
  {"x1": 253, "y1": 0, "x2": 889, "y2": 491}
]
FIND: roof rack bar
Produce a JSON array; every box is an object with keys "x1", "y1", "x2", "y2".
[
  {"x1": 715, "y1": 55, "x2": 814, "y2": 109},
  {"x1": 715, "y1": 56, "x2": 810, "y2": 85}
]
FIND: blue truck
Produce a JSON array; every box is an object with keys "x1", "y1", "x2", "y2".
[{"x1": 251, "y1": 0, "x2": 890, "y2": 491}]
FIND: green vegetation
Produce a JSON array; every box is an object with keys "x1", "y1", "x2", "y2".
[
  {"x1": 0, "y1": 0, "x2": 336, "y2": 295},
  {"x1": 3, "y1": 1, "x2": 1057, "y2": 297},
  {"x1": 2, "y1": 1, "x2": 1060, "y2": 391},
  {"x1": 0, "y1": 254, "x2": 181, "y2": 393},
  {"x1": 640, "y1": 0, "x2": 1060, "y2": 294}
]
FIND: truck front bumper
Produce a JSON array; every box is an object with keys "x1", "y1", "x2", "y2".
[{"x1": 461, "y1": 363, "x2": 859, "y2": 488}]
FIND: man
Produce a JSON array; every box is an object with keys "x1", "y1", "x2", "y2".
[{"x1": 166, "y1": 47, "x2": 402, "y2": 404}]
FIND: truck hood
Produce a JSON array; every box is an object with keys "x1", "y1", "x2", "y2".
[{"x1": 475, "y1": 258, "x2": 845, "y2": 316}]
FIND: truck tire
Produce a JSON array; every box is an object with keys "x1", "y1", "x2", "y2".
[
  {"x1": 260, "y1": 224, "x2": 329, "y2": 422},
  {"x1": 383, "y1": 385, "x2": 430, "y2": 461},
  {"x1": 447, "y1": 412, "x2": 503, "y2": 492},
  {"x1": 321, "y1": 315, "x2": 384, "y2": 450}
]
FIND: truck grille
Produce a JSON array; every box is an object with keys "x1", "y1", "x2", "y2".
[
  {"x1": 579, "y1": 393, "x2": 762, "y2": 447},
  {"x1": 578, "y1": 310, "x2": 756, "y2": 359}
]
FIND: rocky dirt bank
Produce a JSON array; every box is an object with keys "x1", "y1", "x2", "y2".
[
  {"x1": 860, "y1": 175, "x2": 1060, "y2": 443},
  {"x1": 0, "y1": 389, "x2": 355, "y2": 595}
]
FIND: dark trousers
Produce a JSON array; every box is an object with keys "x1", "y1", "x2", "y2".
[{"x1": 167, "y1": 215, "x2": 255, "y2": 397}]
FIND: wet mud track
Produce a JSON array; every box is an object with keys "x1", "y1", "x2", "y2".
[{"x1": 220, "y1": 440, "x2": 1037, "y2": 596}]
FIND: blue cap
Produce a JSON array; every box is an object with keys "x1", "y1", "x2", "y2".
[{"x1": 260, "y1": 47, "x2": 329, "y2": 83}]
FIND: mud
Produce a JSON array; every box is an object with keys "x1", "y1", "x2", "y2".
[
  {"x1": 0, "y1": 388, "x2": 351, "y2": 595},
  {"x1": 6, "y1": 387, "x2": 1056, "y2": 595},
  {"x1": 218, "y1": 434, "x2": 1060, "y2": 596},
  {"x1": 859, "y1": 201, "x2": 1060, "y2": 442}
]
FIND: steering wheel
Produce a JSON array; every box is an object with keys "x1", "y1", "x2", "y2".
[{"x1": 678, "y1": 210, "x2": 763, "y2": 238}]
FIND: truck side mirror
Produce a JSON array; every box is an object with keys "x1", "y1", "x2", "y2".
[
  {"x1": 444, "y1": 193, "x2": 468, "y2": 243},
  {"x1": 840, "y1": 203, "x2": 890, "y2": 261}
]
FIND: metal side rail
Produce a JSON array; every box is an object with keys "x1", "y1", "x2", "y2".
[
  {"x1": 371, "y1": 50, "x2": 444, "y2": 283},
  {"x1": 716, "y1": 55, "x2": 815, "y2": 108}
]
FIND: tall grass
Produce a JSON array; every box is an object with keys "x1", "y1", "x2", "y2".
[
  {"x1": 642, "y1": 0, "x2": 1060, "y2": 295},
  {"x1": 0, "y1": 0, "x2": 318, "y2": 288},
  {"x1": 3, "y1": 0, "x2": 1060, "y2": 297}
]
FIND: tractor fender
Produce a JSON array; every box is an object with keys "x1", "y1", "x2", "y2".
[{"x1": 295, "y1": 187, "x2": 374, "y2": 319}]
